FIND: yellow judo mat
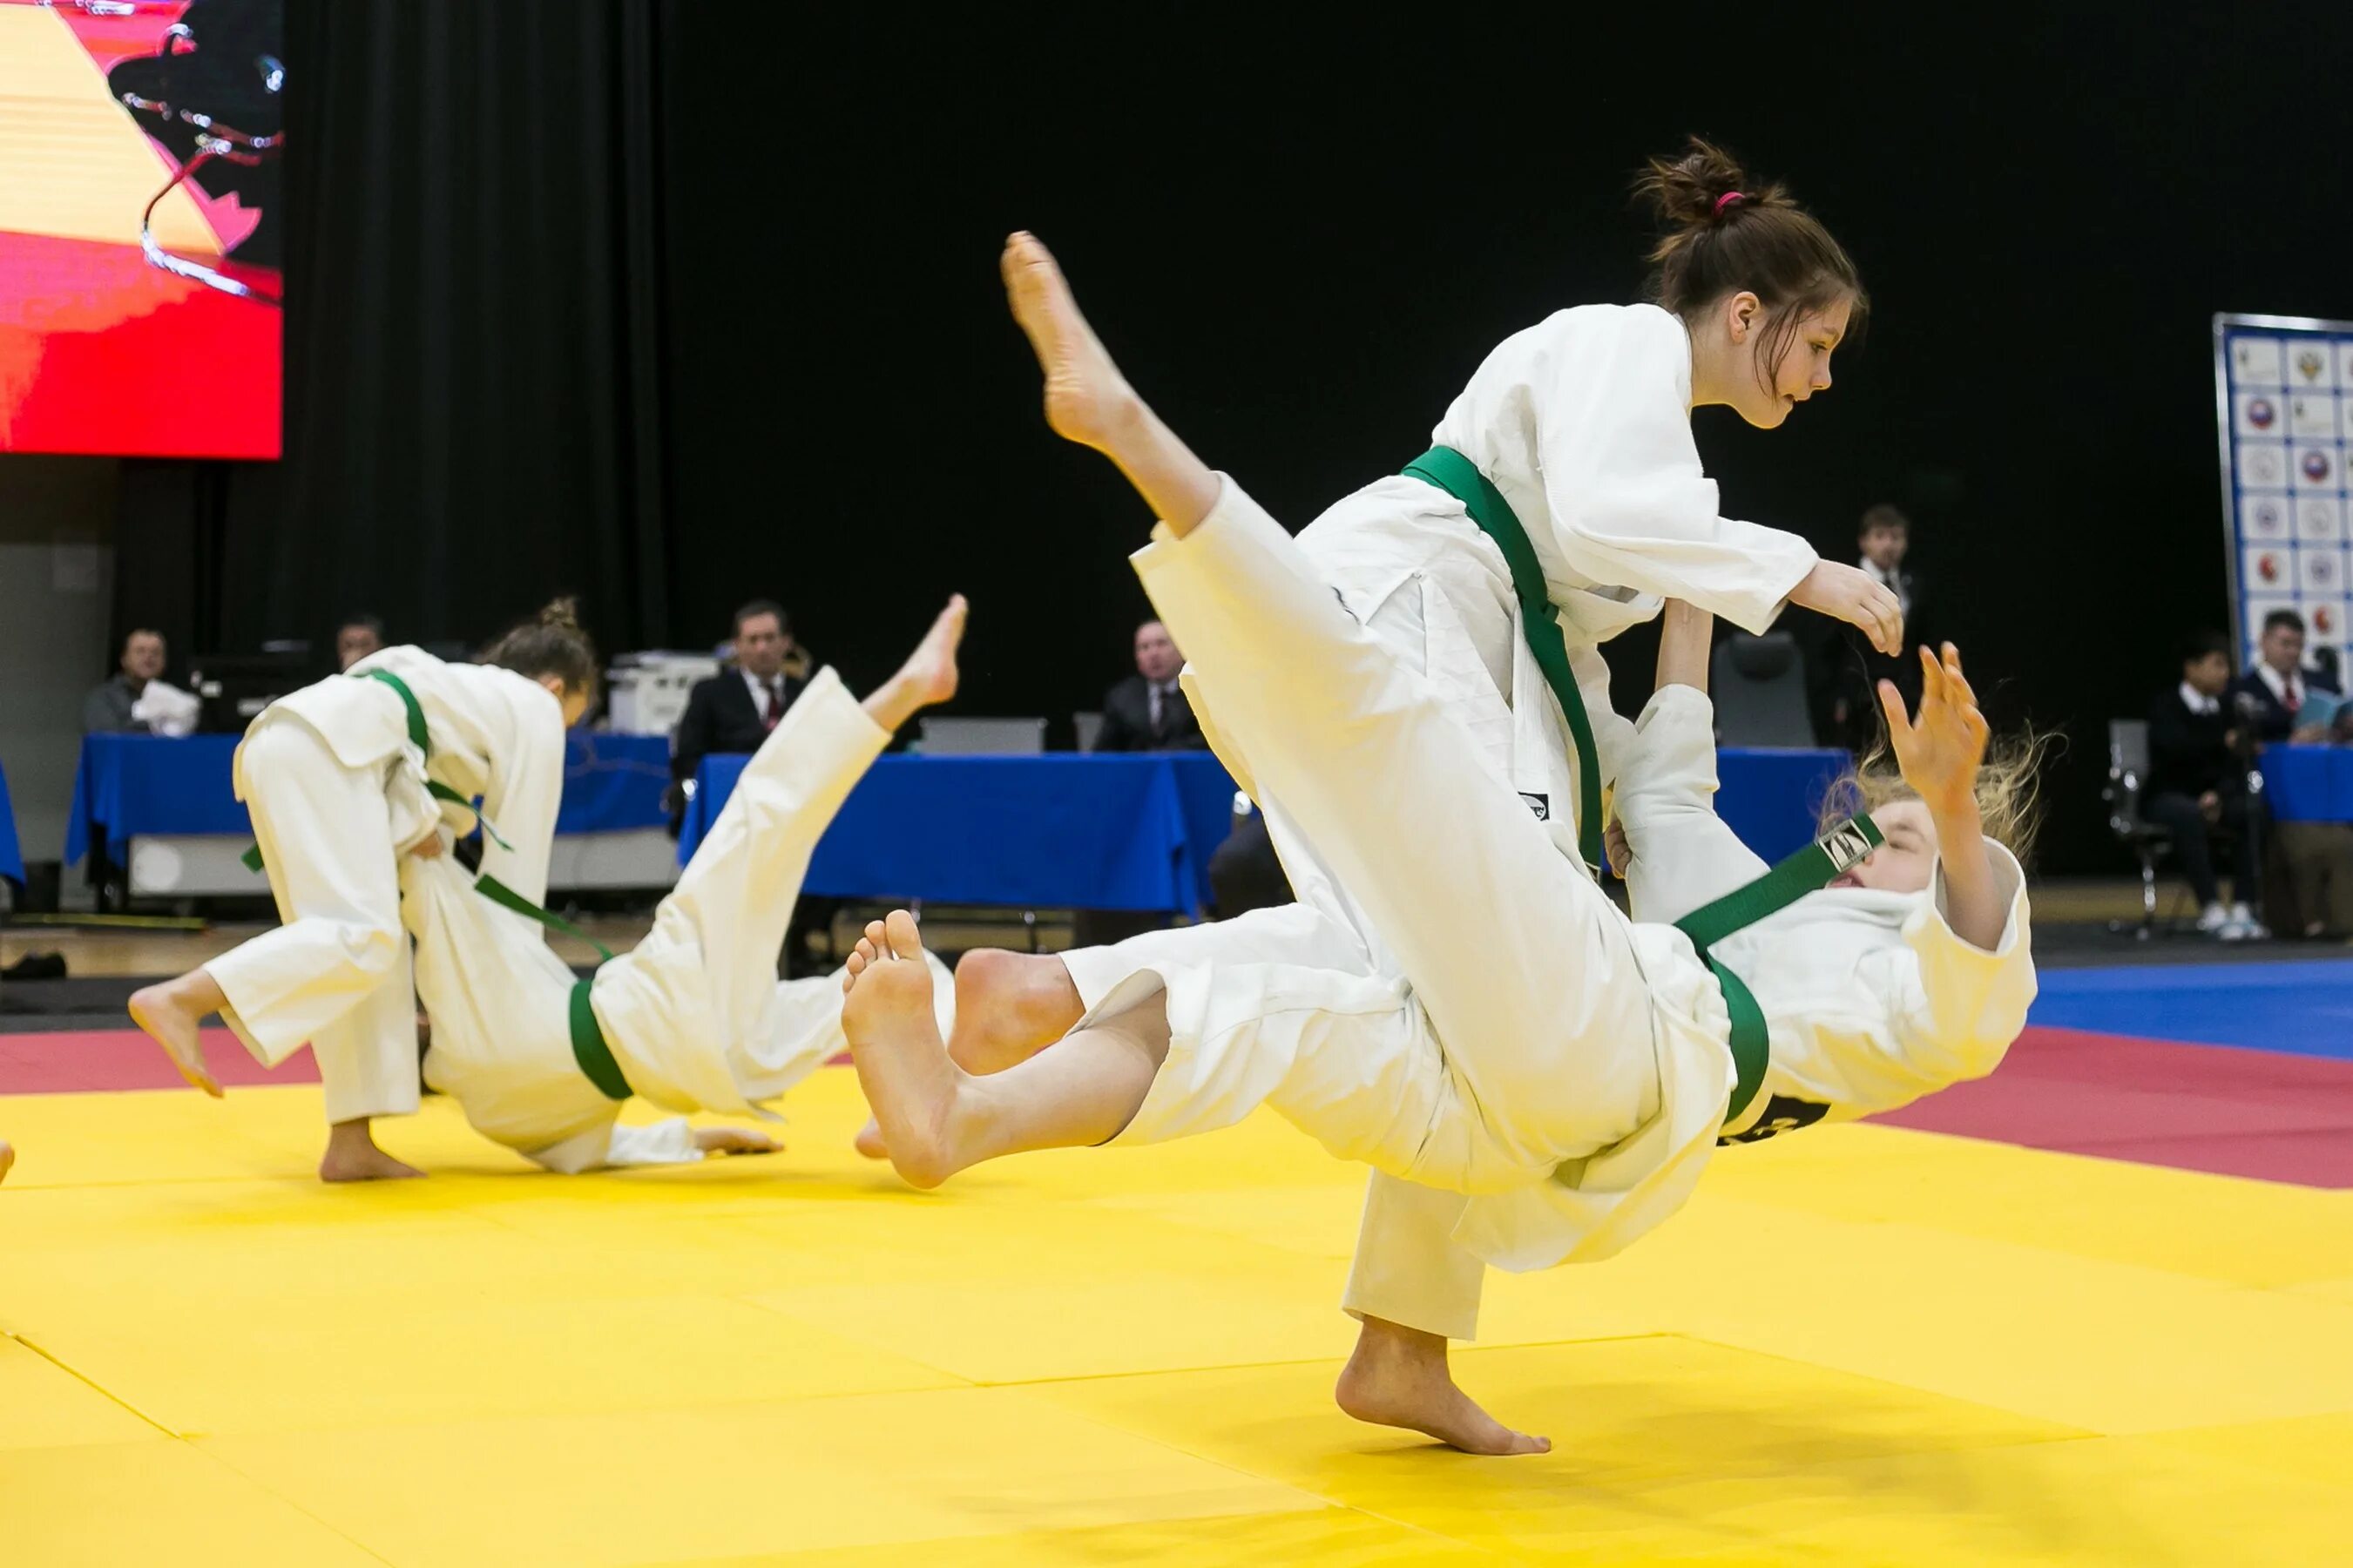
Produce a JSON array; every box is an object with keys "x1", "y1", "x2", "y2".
[{"x1": 3, "y1": 1066, "x2": 2350, "y2": 1565}]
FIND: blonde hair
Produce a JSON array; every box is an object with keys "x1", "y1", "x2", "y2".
[{"x1": 1816, "y1": 727, "x2": 2057, "y2": 869}]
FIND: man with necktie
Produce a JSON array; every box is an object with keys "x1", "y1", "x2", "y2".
[
  {"x1": 1093, "y1": 618, "x2": 1207, "y2": 752},
  {"x1": 670, "y1": 600, "x2": 835, "y2": 972}
]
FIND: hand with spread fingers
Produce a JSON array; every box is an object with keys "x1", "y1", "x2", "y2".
[{"x1": 1877, "y1": 643, "x2": 1990, "y2": 818}]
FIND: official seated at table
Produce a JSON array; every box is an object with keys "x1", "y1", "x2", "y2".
[
  {"x1": 2234, "y1": 608, "x2": 2342, "y2": 743},
  {"x1": 1093, "y1": 619, "x2": 1206, "y2": 753},
  {"x1": 1077, "y1": 618, "x2": 1214, "y2": 947},
  {"x1": 668, "y1": 599, "x2": 833, "y2": 974},
  {"x1": 667, "y1": 599, "x2": 803, "y2": 826},
  {"x1": 82, "y1": 628, "x2": 197, "y2": 737}
]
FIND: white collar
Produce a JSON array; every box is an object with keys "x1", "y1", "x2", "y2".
[
  {"x1": 1860, "y1": 558, "x2": 1901, "y2": 587},
  {"x1": 2179, "y1": 680, "x2": 2221, "y2": 716},
  {"x1": 2255, "y1": 663, "x2": 2302, "y2": 703}
]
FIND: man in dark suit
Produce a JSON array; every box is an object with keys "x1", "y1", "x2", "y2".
[
  {"x1": 2229, "y1": 609, "x2": 2353, "y2": 937},
  {"x1": 670, "y1": 600, "x2": 802, "y2": 821},
  {"x1": 1094, "y1": 619, "x2": 1207, "y2": 752},
  {"x1": 669, "y1": 600, "x2": 832, "y2": 975},
  {"x1": 2146, "y1": 631, "x2": 2264, "y2": 939},
  {"x1": 1808, "y1": 504, "x2": 1926, "y2": 754},
  {"x1": 2232, "y1": 608, "x2": 2342, "y2": 743}
]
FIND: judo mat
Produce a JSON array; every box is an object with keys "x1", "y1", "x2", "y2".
[{"x1": 4, "y1": 974, "x2": 2352, "y2": 1564}]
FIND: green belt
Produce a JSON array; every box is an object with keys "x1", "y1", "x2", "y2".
[
  {"x1": 1675, "y1": 813, "x2": 1883, "y2": 1124},
  {"x1": 569, "y1": 978, "x2": 632, "y2": 1101},
  {"x1": 1400, "y1": 445, "x2": 1605, "y2": 873},
  {"x1": 241, "y1": 668, "x2": 632, "y2": 1100}
]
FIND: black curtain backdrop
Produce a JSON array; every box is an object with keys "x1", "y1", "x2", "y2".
[{"x1": 145, "y1": 8, "x2": 2353, "y2": 873}]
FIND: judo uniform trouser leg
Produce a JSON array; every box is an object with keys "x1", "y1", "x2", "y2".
[
  {"x1": 598, "y1": 671, "x2": 888, "y2": 1060},
  {"x1": 1131, "y1": 479, "x2": 1656, "y2": 1179},
  {"x1": 209, "y1": 720, "x2": 418, "y2": 1121}
]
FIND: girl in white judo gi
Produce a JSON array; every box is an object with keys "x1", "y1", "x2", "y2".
[
  {"x1": 1274, "y1": 136, "x2": 1898, "y2": 885},
  {"x1": 839, "y1": 233, "x2": 2039, "y2": 1456},
  {"x1": 398, "y1": 598, "x2": 965, "y2": 1173},
  {"x1": 854, "y1": 137, "x2": 1901, "y2": 1159},
  {"x1": 128, "y1": 601, "x2": 599, "y2": 1180}
]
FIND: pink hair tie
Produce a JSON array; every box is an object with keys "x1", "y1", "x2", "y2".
[{"x1": 1714, "y1": 190, "x2": 1747, "y2": 217}]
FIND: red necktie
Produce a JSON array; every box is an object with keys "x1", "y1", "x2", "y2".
[{"x1": 763, "y1": 679, "x2": 783, "y2": 732}]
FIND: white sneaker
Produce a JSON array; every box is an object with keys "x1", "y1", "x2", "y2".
[{"x1": 2196, "y1": 902, "x2": 2233, "y2": 936}]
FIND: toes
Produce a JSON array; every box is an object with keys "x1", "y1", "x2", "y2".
[{"x1": 883, "y1": 909, "x2": 924, "y2": 961}]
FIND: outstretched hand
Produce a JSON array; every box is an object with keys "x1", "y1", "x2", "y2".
[
  {"x1": 1876, "y1": 644, "x2": 1989, "y2": 819},
  {"x1": 1792, "y1": 561, "x2": 1904, "y2": 656}
]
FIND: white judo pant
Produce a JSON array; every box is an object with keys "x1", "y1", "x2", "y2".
[
  {"x1": 209, "y1": 720, "x2": 421, "y2": 1125},
  {"x1": 588, "y1": 669, "x2": 952, "y2": 1116},
  {"x1": 1078, "y1": 478, "x2": 1664, "y2": 1196}
]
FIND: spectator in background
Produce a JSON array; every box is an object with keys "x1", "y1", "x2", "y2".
[
  {"x1": 1094, "y1": 619, "x2": 1207, "y2": 752},
  {"x1": 2226, "y1": 612, "x2": 2353, "y2": 938},
  {"x1": 669, "y1": 599, "x2": 832, "y2": 976},
  {"x1": 2146, "y1": 631, "x2": 2265, "y2": 940},
  {"x1": 82, "y1": 629, "x2": 170, "y2": 733},
  {"x1": 336, "y1": 614, "x2": 385, "y2": 672},
  {"x1": 670, "y1": 599, "x2": 802, "y2": 821},
  {"x1": 1809, "y1": 504, "x2": 1925, "y2": 754},
  {"x1": 2233, "y1": 609, "x2": 2342, "y2": 743}
]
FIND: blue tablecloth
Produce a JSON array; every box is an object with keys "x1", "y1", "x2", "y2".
[
  {"x1": 0, "y1": 758, "x2": 22, "y2": 887},
  {"x1": 681, "y1": 753, "x2": 1242, "y2": 914},
  {"x1": 2262, "y1": 744, "x2": 2353, "y2": 822},
  {"x1": 1715, "y1": 747, "x2": 1854, "y2": 863},
  {"x1": 679, "y1": 747, "x2": 1847, "y2": 912},
  {"x1": 64, "y1": 731, "x2": 674, "y2": 867}
]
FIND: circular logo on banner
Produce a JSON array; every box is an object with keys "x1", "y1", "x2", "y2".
[
  {"x1": 2250, "y1": 449, "x2": 2287, "y2": 485},
  {"x1": 2298, "y1": 348, "x2": 2329, "y2": 383},
  {"x1": 2317, "y1": 605, "x2": 2342, "y2": 637},
  {"x1": 2305, "y1": 449, "x2": 2336, "y2": 483},
  {"x1": 2257, "y1": 500, "x2": 2287, "y2": 534},
  {"x1": 2259, "y1": 553, "x2": 2285, "y2": 585},
  {"x1": 2249, "y1": 396, "x2": 2278, "y2": 429},
  {"x1": 2316, "y1": 554, "x2": 2341, "y2": 588}
]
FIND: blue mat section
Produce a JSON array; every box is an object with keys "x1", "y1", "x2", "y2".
[{"x1": 2030, "y1": 959, "x2": 2353, "y2": 1060}]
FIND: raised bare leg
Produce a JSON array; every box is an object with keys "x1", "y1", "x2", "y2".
[
  {"x1": 1002, "y1": 233, "x2": 1220, "y2": 537},
  {"x1": 862, "y1": 595, "x2": 969, "y2": 734},
  {"x1": 1335, "y1": 1315, "x2": 1550, "y2": 1456}
]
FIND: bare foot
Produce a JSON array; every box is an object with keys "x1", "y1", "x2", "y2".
[
  {"x1": 1002, "y1": 232, "x2": 1141, "y2": 453},
  {"x1": 0, "y1": 1139, "x2": 14, "y2": 1185},
  {"x1": 948, "y1": 949, "x2": 1085, "y2": 1071},
  {"x1": 863, "y1": 596, "x2": 970, "y2": 733},
  {"x1": 318, "y1": 1119, "x2": 425, "y2": 1183},
  {"x1": 894, "y1": 596, "x2": 965, "y2": 707},
  {"x1": 841, "y1": 912, "x2": 966, "y2": 1188},
  {"x1": 127, "y1": 975, "x2": 224, "y2": 1098},
  {"x1": 855, "y1": 949, "x2": 1082, "y2": 1159},
  {"x1": 1335, "y1": 1316, "x2": 1550, "y2": 1456}
]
